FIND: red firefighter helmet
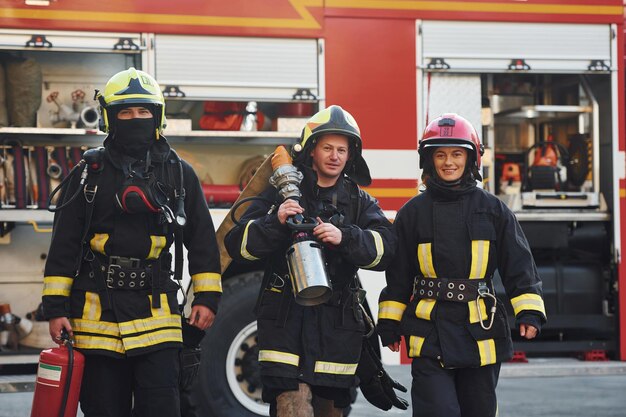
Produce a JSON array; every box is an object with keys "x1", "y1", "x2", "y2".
[{"x1": 419, "y1": 113, "x2": 484, "y2": 169}]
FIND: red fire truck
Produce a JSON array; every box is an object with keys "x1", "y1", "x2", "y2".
[{"x1": 0, "y1": 1, "x2": 624, "y2": 416}]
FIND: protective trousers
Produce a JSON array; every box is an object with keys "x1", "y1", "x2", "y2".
[
  {"x1": 410, "y1": 357, "x2": 500, "y2": 417},
  {"x1": 79, "y1": 348, "x2": 181, "y2": 417}
]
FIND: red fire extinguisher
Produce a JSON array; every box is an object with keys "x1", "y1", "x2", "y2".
[{"x1": 30, "y1": 331, "x2": 85, "y2": 417}]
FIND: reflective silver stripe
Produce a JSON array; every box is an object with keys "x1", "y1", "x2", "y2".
[
  {"x1": 417, "y1": 243, "x2": 436, "y2": 278},
  {"x1": 71, "y1": 318, "x2": 120, "y2": 337},
  {"x1": 82, "y1": 292, "x2": 101, "y2": 321},
  {"x1": 469, "y1": 240, "x2": 490, "y2": 279},
  {"x1": 378, "y1": 301, "x2": 407, "y2": 321},
  {"x1": 258, "y1": 350, "x2": 300, "y2": 366},
  {"x1": 241, "y1": 220, "x2": 260, "y2": 261},
  {"x1": 408, "y1": 336, "x2": 425, "y2": 357},
  {"x1": 192, "y1": 272, "x2": 223, "y2": 292},
  {"x1": 147, "y1": 235, "x2": 167, "y2": 260},
  {"x1": 123, "y1": 328, "x2": 182, "y2": 350},
  {"x1": 360, "y1": 230, "x2": 384, "y2": 269},
  {"x1": 314, "y1": 361, "x2": 358, "y2": 375},
  {"x1": 74, "y1": 334, "x2": 125, "y2": 354},
  {"x1": 477, "y1": 338, "x2": 496, "y2": 366},
  {"x1": 89, "y1": 233, "x2": 109, "y2": 255},
  {"x1": 510, "y1": 294, "x2": 546, "y2": 316},
  {"x1": 118, "y1": 314, "x2": 182, "y2": 335},
  {"x1": 42, "y1": 276, "x2": 73, "y2": 297}
]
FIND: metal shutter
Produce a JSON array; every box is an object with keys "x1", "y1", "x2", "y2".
[
  {"x1": 154, "y1": 35, "x2": 320, "y2": 101},
  {"x1": 0, "y1": 29, "x2": 143, "y2": 53},
  {"x1": 419, "y1": 21, "x2": 612, "y2": 73}
]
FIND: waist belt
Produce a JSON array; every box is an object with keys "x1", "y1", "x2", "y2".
[
  {"x1": 106, "y1": 256, "x2": 152, "y2": 290},
  {"x1": 413, "y1": 277, "x2": 489, "y2": 303}
]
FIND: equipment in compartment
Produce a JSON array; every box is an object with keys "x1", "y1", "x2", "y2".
[
  {"x1": 0, "y1": 144, "x2": 84, "y2": 209},
  {"x1": 2, "y1": 55, "x2": 43, "y2": 127}
]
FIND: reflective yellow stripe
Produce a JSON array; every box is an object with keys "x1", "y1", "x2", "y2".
[
  {"x1": 82, "y1": 292, "x2": 101, "y2": 321},
  {"x1": 258, "y1": 350, "x2": 300, "y2": 366},
  {"x1": 477, "y1": 338, "x2": 497, "y2": 366},
  {"x1": 415, "y1": 299, "x2": 436, "y2": 321},
  {"x1": 147, "y1": 235, "x2": 167, "y2": 260},
  {"x1": 71, "y1": 318, "x2": 121, "y2": 337},
  {"x1": 416, "y1": 242, "x2": 438, "y2": 319},
  {"x1": 123, "y1": 328, "x2": 183, "y2": 350},
  {"x1": 408, "y1": 335, "x2": 425, "y2": 357},
  {"x1": 510, "y1": 293, "x2": 546, "y2": 317},
  {"x1": 417, "y1": 243, "x2": 436, "y2": 278},
  {"x1": 241, "y1": 220, "x2": 260, "y2": 261},
  {"x1": 378, "y1": 301, "x2": 407, "y2": 322},
  {"x1": 469, "y1": 240, "x2": 490, "y2": 279},
  {"x1": 192, "y1": 272, "x2": 222, "y2": 292},
  {"x1": 73, "y1": 334, "x2": 125, "y2": 354},
  {"x1": 360, "y1": 230, "x2": 384, "y2": 269},
  {"x1": 468, "y1": 298, "x2": 488, "y2": 324},
  {"x1": 89, "y1": 233, "x2": 109, "y2": 255},
  {"x1": 314, "y1": 361, "x2": 358, "y2": 375},
  {"x1": 42, "y1": 276, "x2": 73, "y2": 297},
  {"x1": 118, "y1": 314, "x2": 182, "y2": 336},
  {"x1": 149, "y1": 294, "x2": 172, "y2": 316}
]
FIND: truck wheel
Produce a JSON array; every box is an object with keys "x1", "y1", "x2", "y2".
[{"x1": 194, "y1": 271, "x2": 269, "y2": 417}]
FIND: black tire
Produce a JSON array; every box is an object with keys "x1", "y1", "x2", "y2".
[{"x1": 193, "y1": 271, "x2": 268, "y2": 417}]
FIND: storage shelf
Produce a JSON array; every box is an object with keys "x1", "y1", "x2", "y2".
[
  {"x1": 494, "y1": 105, "x2": 592, "y2": 123},
  {"x1": 0, "y1": 127, "x2": 299, "y2": 146},
  {"x1": 0, "y1": 210, "x2": 54, "y2": 223}
]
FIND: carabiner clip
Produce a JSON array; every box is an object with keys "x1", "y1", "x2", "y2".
[{"x1": 476, "y1": 282, "x2": 498, "y2": 331}]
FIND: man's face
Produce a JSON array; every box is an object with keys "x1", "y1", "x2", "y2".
[
  {"x1": 116, "y1": 106, "x2": 153, "y2": 120},
  {"x1": 433, "y1": 146, "x2": 468, "y2": 182},
  {"x1": 309, "y1": 134, "x2": 350, "y2": 184}
]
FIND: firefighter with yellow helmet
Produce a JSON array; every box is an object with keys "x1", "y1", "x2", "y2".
[
  {"x1": 42, "y1": 68, "x2": 221, "y2": 417},
  {"x1": 224, "y1": 105, "x2": 403, "y2": 416},
  {"x1": 378, "y1": 113, "x2": 547, "y2": 417}
]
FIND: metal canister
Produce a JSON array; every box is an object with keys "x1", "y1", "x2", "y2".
[{"x1": 286, "y1": 233, "x2": 332, "y2": 306}]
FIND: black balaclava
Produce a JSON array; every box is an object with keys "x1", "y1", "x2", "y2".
[{"x1": 109, "y1": 105, "x2": 157, "y2": 160}]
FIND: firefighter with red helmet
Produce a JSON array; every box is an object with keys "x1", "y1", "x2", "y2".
[
  {"x1": 377, "y1": 113, "x2": 547, "y2": 417},
  {"x1": 224, "y1": 105, "x2": 401, "y2": 416},
  {"x1": 42, "y1": 68, "x2": 221, "y2": 417}
]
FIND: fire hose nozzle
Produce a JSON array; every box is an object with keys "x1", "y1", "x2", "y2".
[{"x1": 269, "y1": 145, "x2": 303, "y2": 201}]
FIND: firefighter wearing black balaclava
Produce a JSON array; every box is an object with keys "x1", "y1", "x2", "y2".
[
  {"x1": 42, "y1": 68, "x2": 221, "y2": 417},
  {"x1": 378, "y1": 113, "x2": 547, "y2": 417},
  {"x1": 224, "y1": 105, "x2": 399, "y2": 417}
]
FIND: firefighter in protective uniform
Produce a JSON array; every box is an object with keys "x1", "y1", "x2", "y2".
[
  {"x1": 224, "y1": 105, "x2": 396, "y2": 417},
  {"x1": 378, "y1": 113, "x2": 547, "y2": 417},
  {"x1": 42, "y1": 68, "x2": 221, "y2": 417}
]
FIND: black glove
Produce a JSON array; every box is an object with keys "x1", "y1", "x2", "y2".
[
  {"x1": 357, "y1": 336, "x2": 409, "y2": 411},
  {"x1": 376, "y1": 318, "x2": 402, "y2": 348}
]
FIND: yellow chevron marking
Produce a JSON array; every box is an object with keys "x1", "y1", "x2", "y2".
[{"x1": 0, "y1": 1, "x2": 323, "y2": 29}]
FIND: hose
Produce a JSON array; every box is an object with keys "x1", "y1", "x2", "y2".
[
  {"x1": 58, "y1": 329, "x2": 74, "y2": 417},
  {"x1": 229, "y1": 196, "x2": 275, "y2": 227},
  {"x1": 47, "y1": 161, "x2": 86, "y2": 212}
]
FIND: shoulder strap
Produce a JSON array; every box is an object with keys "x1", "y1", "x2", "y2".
[
  {"x1": 167, "y1": 150, "x2": 186, "y2": 290},
  {"x1": 74, "y1": 147, "x2": 105, "y2": 276},
  {"x1": 346, "y1": 177, "x2": 362, "y2": 225}
]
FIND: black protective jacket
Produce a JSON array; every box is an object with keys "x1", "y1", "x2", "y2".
[
  {"x1": 42, "y1": 137, "x2": 221, "y2": 357},
  {"x1": 224, "y1": 166, "x2": 395, "y2": 388},
  {"x1": 378, "y1": 185, "x2": 546, "y2": 368}
]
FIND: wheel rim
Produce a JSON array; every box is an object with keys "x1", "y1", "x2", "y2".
[{"x1": 226, "y1": 320, "x2": 268, "y2": 415}]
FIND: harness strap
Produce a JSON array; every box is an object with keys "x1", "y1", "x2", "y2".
[{"x1": 75, "y1": 153, "x2": 103, "y2": 276}]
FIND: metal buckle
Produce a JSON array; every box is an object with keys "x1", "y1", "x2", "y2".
[
  {"x1": 106, "y1": 264, "x2": 120, "y2": 288},
  {"x1": 109, "y1": 256, "x2": 141, "y2": 269},
  {"x1": 84, "y1": 184, "x2": 98, "y2": 203}
]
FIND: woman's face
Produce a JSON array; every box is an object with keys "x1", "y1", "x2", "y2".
[{"x1": 432, "y1": 146, "x2": 468, "y2": 182}]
